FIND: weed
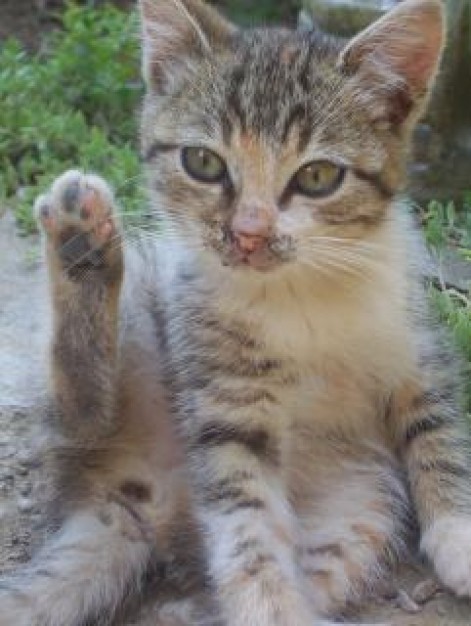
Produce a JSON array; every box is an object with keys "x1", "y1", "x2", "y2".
[
  {"x1": 423, "y1": 198, "x2": 471, "y2": 413},
  {"x1": 0, "y1": 4, "x2": 143, "y2": 234}
]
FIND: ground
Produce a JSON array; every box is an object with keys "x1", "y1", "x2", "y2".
[
  {"x1": 0, "y1": 0, "x2": 135, "y2": 49},
  {"x1": 1, "y1": 209, "x2": 471, "y2": 625}
]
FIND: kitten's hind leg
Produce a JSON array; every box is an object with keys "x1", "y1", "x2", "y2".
[
  {"x1": 0, "y1": 504, "x2": 153, "y2": 626},
  {"x1": 36, "y1": 170, "x2": 124, "y2": 442}
]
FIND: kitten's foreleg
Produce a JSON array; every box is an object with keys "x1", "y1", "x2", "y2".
[
  {"x1": 297, "y1": 456, "x2": 407, "y2": 618},
  {"x1": 390, "y1": 329, "x2": 471, "y2": 598},
  {"x1": 35, "y1": 170, "x2": 123, "y2": 442},
  {"x1": 180, "y1": 387, "x2": 314, "y2": 626}
]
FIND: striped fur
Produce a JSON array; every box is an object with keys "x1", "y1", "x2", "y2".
[
  {"x1": 141, "y1": 0, "x2": 471, "y2": 623},
  {"x1": 3, "y1": 2, "x2": 471, "y2": 626}
]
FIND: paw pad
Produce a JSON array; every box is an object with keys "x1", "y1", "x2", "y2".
[{"x1": 34, "y1": 170, "x2": 121, "y2": 272}]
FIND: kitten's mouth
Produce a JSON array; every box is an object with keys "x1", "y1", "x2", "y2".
[{"x1": 220, "y1": 230, "x2": 293, "y2": 272}]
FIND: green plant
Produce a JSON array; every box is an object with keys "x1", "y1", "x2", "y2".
[
  {"x1": 423, "y1": 198, "x2": 471, "y2": 414},
  {"x1": 424, "y1": 197, "x2": 471, "y2": 253},
  {"x1": 0, "y1": 3, "x2": 143, "y2": 234}
]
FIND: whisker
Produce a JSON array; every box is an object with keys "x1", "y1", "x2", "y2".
[{"x1": 299, "y1": 257, "x2": 375, "y2": 284}]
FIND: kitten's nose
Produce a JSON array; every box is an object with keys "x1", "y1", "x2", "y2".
[
  {"x1": 231, "y1": 204, "x2": 275, "y2": 254},
  {"x1": 233, "y1": 233, "x2": 266, "y2": 254}
]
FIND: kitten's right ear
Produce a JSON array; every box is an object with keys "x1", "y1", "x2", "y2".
[
  {"x1": 338, "y1": 0, "x2": 445, "y2": 127},
  {"x1": 139, "y1": 0, "x2": 236, "y2": 92}
]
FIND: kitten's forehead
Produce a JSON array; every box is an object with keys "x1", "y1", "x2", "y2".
[
  {"x1": 179, "y1": 28, "x2": 345, "y2": 148},
  {"x1": 225, "y1": 30, "x2": 342, "y2": 144}
]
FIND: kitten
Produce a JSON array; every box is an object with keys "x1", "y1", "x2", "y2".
[{"x1": 2, "y1": 1, "x2": 471, "y2": 626}]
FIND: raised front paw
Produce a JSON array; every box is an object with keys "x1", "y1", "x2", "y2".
[
  {"x1": 35, "y1": 170, "x2": 123, "y2": 279},
  {"x1": 421, "y1": 514, "x2": 471, "y2": 597}
]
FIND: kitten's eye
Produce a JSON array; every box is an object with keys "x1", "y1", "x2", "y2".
[
  {"x1": 181, "y1": 147, "x2": 227, "y2": 184},
  {"x1": 293, "y1": 161, "x2": 345, "y2": 197}
]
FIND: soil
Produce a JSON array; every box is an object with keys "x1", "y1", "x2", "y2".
[
  {"x1": 1, "y1": 0, "x2": 62, "y2": 50},
  {"x1": 1, "y1": 208, "x2": 471, "y2": 624},
  {"x1": 0, "y1": 0, "x2": 135, "y2": 50},
  {"x1": 0, "y1": 0, "x2": 296, "y2": 50}
]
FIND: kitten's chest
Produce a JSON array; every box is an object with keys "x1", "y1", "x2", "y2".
[
  {"x1": 160, "y1": 249, "x2": 413, "y2": 404},
  {"x1": 226, "y1": 284, "x2": 414, "y2": 423},
  {"x1": 242, "y1": 292, "x2": 409, "y2": 377}
]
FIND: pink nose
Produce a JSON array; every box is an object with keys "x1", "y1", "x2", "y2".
[
  {"x1": 233, "y1": 232, "x2": 266, "y2": 254},
  {"x1": 231, "y1": 204, "x2": 275, "y2": 254}
]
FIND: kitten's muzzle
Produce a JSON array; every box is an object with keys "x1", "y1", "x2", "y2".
[
  {"x1": 226, "y1": 211, "x2": 269, "y2": 268},
  {"x1": 217, "y1": 203, "x2": 293, "y2": 270},
  {"x1": 231, "y1": 203, "x2": 275, "y2": 253},
  {"x1": 222, "y1": 230, "x2": 293, "y2": 271}
]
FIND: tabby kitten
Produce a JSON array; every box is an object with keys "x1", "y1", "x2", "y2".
[{"x1": 2, "y1": 1, "x2": 471, "y2": 625}]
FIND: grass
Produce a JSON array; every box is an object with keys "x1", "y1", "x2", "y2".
[
  {"x1": 0, "y1": 2, "x2": 470, "y2": 411},
  {"x1": 0, "y1": 4, "x2": 143, "y2": 234},
  {"x1": 423, "y1": 198, "x2": 471, "y2": 413}
]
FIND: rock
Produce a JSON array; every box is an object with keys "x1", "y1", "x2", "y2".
[
  {"x1": 19, "y1": 482, "x2": 32, "y2": 497},
  {"x1": 0, "y1": 211, "x2": 50, "y2": 408},
  {"x1": 437, "y1": 249, "x2": 471, "y2": 293},
  {"x1": 17, "y1": 497, "x2": 34, "y2": 514},
  {"x1": 17, "y1": 464, "x2": 30, "y2": 477},
  {"x1": 412, "y1": 579, "x2": 443, "y2": 605},
  {"x1": 396, "y1": 589, "x2": 421, "y2": 614}
]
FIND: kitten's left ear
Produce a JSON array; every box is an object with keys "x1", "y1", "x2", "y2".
[
  {"x1": 140, "y1": 0, "x2": 236, "y2": 92},
  {"x1": 338, "y1": 0, "x2": 445, "y2": 127}
]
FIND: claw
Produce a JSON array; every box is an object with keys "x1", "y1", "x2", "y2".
[
  {"x1": 34, "y1": 195, "x2": 55, "y2": 233},
  {"x1": 62, "y1": 178, "x2": 81, "y2": 213}
]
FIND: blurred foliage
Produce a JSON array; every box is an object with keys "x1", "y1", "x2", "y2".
[
  {"x1": 214, "y1": 0, "x2": 300, "y2": 25},
  {"x1": 0, "y1": 4, "x2": 143, "y2": 234},
  {"x1": 423, "y1": 197, "x2": 471, "y2": 413},
  {"x1": 424, "y1": 196, "x2": 471, "y2": 253}
]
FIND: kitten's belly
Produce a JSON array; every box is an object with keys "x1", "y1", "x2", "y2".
[
  {"x1": 288, "y1": 365, "x2": 386, "y2": 434},
  {"x1": 285, "y1": 368, "x2": 393, "y2": 498}
]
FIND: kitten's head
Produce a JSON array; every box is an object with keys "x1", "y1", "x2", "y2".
[{"x1": 140, "y1": 0, "x2": 444, "y2": 276}]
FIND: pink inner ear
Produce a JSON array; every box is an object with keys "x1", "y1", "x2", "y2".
[
  {"x1": 342, "y1": 0, "x2": 444, "y2": 95},
  {"x1": 405, "y1": 54, "x2": 435, "y2": 91},
  {"x1": 392, "y1": 28, "x2": 444, "y2": 93}
]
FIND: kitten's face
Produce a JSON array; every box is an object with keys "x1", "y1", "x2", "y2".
[{"x1": 140, "y1": 0, "x2": 444, "y2": 276}]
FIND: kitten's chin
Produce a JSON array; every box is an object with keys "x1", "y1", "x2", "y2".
[{"x1": 221, "y1": 248, "x2": 285, "y2": 273}]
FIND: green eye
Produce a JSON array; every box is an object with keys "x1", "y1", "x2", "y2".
[
  {"x1": 181, "y1": 147, "x2": 227, "y2": 184},
  {"x1": 294, "y1": 160, "x2": 345, "y2": 197}
]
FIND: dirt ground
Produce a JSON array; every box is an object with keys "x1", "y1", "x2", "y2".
[
  {"x1": 0, "y1": 0, "x2": 297, "y2": 49},
  {"x1": 0, "y1": 0, "x2": 135, "y2": 49},
  {"x1": 1, "y1": 208, "x2": 471, "y2": 625}
]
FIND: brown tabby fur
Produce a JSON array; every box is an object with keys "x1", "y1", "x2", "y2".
[{"x1": 2, "y1": 1, "x2": 471, "y2": 625}]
